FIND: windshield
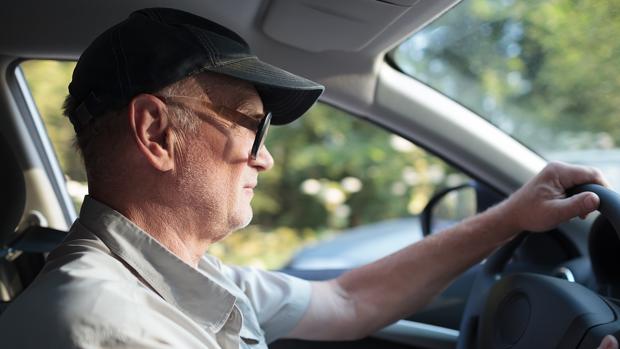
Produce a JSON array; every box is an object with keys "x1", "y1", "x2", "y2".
[{"x1": 391, "y1": 0, "x2": 620, "y2": 187}]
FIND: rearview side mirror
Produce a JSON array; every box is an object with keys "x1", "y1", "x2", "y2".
[{"x1": 421, "y1": 181, "x2": 504, "y2": 236}]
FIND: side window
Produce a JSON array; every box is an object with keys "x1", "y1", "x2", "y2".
[
  {"x1": 209, "y1": 104, "x2": 471, "y2": 270},
  {"x1": 20, "y1": 60, "x2": 471, "y2": 271}
]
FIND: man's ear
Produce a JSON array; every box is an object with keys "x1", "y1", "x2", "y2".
[{"x1": 127, "y1": 94, "x2": 176, "y2": 172}]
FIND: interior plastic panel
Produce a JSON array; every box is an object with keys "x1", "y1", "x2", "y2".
[{"x1": 262, "y1": 0, "x2": 419, "y2": 52}]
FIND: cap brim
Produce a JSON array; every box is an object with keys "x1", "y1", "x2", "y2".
[{"x1": 209, "y1": 57, "x2": 324, "y2": 125}]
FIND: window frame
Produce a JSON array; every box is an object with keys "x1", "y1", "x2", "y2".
[{"x1": 9, "y1": 61, "x2": 77, "y2": 225}]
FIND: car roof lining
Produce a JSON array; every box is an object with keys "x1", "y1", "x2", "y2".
[
  {"x1": 262, "y1": 0, "x2": 420, "y2": 53},
  {"x1": 0, "y1": 0, "x2": 460, "y2": 109}
]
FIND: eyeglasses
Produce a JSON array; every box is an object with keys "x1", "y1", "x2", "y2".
[{"x1": 155, "y1": 95, "x2": 272, "y2": 160}]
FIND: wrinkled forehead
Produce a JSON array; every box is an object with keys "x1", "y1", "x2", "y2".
[{"x1": 195, "y1": 73, "x2": 265, "y2": 119}]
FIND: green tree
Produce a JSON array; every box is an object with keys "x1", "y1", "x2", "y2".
[
  {"x1": 21, "y1": 61, "x2": 83, "y2": 181},
  {"x1": 393, "y1": 0, "x2": 620, "y2": 154}
]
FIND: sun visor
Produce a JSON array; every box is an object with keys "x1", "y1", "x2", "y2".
[{"x1": 262, "y1": 0, "x2": 419, "y2": 52}]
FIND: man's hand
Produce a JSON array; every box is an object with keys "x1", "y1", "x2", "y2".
[
  {"x1": 598, "y1": 335, "x2": 619, "y2": 349},
  {"x1": 502, "y1": 162, "x2": 609, "y2": 233}
]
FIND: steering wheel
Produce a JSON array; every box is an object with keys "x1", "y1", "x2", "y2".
[{"x1": 456, "y1": 184, "x2": 620, "y2": 349}]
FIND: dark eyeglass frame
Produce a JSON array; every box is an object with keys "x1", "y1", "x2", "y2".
[{"x1": 155, "y1": 95, "x2": 272, "y2": 160}]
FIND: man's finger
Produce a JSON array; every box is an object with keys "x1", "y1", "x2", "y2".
[
  {"x1": 549, "y1": 162, "x2": 610, "y2": 189},
  {"x1": 552, "y1": 192, "x2": 600, "y2": 222},
  {"x1": 597, "y1": 335, "x2": 618, "y2": 349}
]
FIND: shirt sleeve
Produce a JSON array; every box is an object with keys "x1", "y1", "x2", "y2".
[{"x1": 221, "y1": 264, "x2": 312, "y2": 343}]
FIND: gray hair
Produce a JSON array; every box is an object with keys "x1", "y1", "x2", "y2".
[{"x1": 63, "y1": 74, "x2": 209, "y2": 184}]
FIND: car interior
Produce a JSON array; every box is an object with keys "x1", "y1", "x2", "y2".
[{"x1": 1, "y1": 0, "x2": 620, "y2": 348}]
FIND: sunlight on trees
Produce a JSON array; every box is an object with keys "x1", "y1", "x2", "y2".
[
  {"x1": 24, "y1": 0, "x2": 620, "y2": 269},
  {"x1": 392, "y1": 0, "x2": 620, "y2": 156}
]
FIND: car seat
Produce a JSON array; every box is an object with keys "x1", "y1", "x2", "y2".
[{"x1": 0, "y1": 135, "x2": 66, "y2": 313}]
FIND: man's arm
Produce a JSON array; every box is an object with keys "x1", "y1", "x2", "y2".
[{"x1": 288, "y1": 162, "x2": 608, "y2": 340}]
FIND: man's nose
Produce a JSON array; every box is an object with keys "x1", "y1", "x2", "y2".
[{"x1": 249, "y1": 145, "x2": 274, "y2": 171}]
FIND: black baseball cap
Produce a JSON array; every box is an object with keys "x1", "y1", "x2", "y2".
[{"x1": 67, "y1": 7, "x2": 324, "y2": 132}]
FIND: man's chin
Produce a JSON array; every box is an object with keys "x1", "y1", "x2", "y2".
[
  {"x1": 240, "y1": 213, "x2": 253, "y2": 229},
  {"x1": 231, "y1": 210, "x2": 253, "y2": 231}
]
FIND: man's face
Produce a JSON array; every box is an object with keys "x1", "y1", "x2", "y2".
[{"x1": 175, "y1": 75, "x2": 274, "y2": 239}]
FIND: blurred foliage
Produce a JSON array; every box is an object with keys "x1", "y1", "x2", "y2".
[
  {"x1": 393, "y1": 0, "x2": 620, "y2": 155},
  {"x1": 21, "y1": 60, "x2": 464, "y2": 269},
  {"x1": 208, "y1": 226, "x2": 329, "y2": 269},
  {"x1": 21, "y1": 61, "x2": 82, "y2": 181}
]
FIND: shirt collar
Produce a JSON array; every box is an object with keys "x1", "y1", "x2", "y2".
[{"x1": 76, "y1": 196, "x2": 237, "y2": 333}]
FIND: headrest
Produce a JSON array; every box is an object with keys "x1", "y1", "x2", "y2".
[{"x1": 0, "y1": 135, "x2": 26, "y2": 246}]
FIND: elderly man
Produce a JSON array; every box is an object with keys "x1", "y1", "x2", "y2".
[{"x1": 0, "y1": 7, "x2": 616, "y2": 349}]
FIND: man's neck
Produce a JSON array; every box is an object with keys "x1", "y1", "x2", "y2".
[{"x1": 94, "y1": 194, "x2": 219, "y2": 268}]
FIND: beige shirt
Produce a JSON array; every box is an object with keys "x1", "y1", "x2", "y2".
[{"x1": 0, "y1": 197, "x2": 311, "y2": 348}]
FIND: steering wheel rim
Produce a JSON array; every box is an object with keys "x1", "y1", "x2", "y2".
[{"x1": 456, "y1": 184, "x2": 620, "y2": 349}]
